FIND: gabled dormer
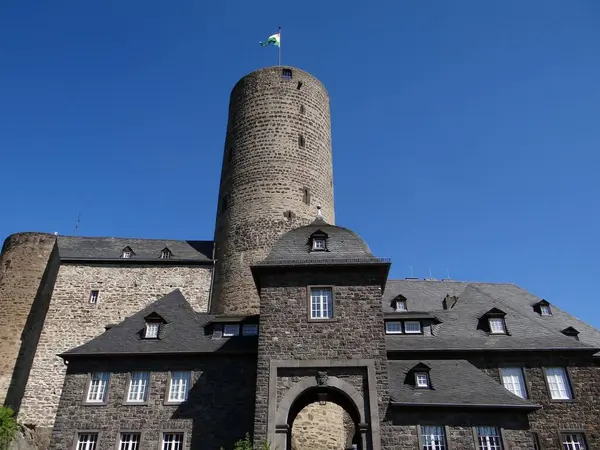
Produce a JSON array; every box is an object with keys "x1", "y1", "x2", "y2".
[
  {"x1": 404, "y1": 362, "x2": 433, "y2": 389},
  {"x1": 533, "y1": 299, "x2": 552, "y2": 316},
  {"x1": 561, "y1": 326, "x2": 580, "y2": 340},
  {"x1": 308, "y1": 229, "x2": 328, "y2": 252},
  {"x1": 142, "y1": 311, "x2": 166, "y2": 339},
  {"x1": 442, "y1": 294, "x2": 458, "y2": 310},
  {"x1": 391, "y1": 294, "x2": 407, "y2": 312},
  {"x1": 160, "y1": 247, "x2": 172, "y2": 259},
  {"x1": 478, "y1": 307, "x2": 509, "y2": 335},
  {"x1": 121, "y1": 246, "x2": 135, "y2": 259}
]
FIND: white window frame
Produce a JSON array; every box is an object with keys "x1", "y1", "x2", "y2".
[
  {"x1": 89, "y1": 290, "x2": 99, "y2": 304},
  {"x1": 242, "y1": 324, "x2": 258, "y2": 336},
  {"x1": 86, "y1": 372, "x2": 109, "y2": 403},
  {"x1": 395, "y1": 300, "x2": 407, "y2": 312},
  {"x1": 421, "y1": 425, "x2": 446, "y2": 450},
  {"x1": 561, "y1": 433, "x2": 587, "y2": 450},
  {"x1": 119, "y1": 432, "x2": 141, "y2": 450},
  {"x1": 76, "y1": 432, "x2": 98, "y2": 450},
  {"x1": 162, "y1": 432, "x2": 184, "y2": 450},
  {"x1": 404, "y1": 320, "x2": 422, "y2": 334},
  {"x1": 127, "y1": 371, "x2": 149, "y2": 403},
  {"x1": 160, "y1": 249, "x2": 171, "y2": 259},
  {"x1": 540, "y1": 304, "x2": 552, "y2": 316},
  {"x1": 415, "y1": 372, "x2": 429, "y2": 388},
  {"x1": 499, "y1": 367, "x2": 528, "y2": 399},
  {"x1": 145, "y1": 322, "x2": 159, "y2": 338},
  {"x1": 122, "y1": 251, "x2": 131, "y2": 259},
  {"x1": 488, "y1": 317, "x2": 506, "y2": 334},
  {"x1": 476, "y1": 426, "x2": 503, "y2": 450},
  {"x1": 312, "y1": 238, "x2": 326, "y2": 250},
  {"x1": 545, "y1": 367, "x2": 573, "y2": 400},
  {"x1": 385, "y1": 321, "x2": 403, "y2": 334},
  {"x1": 223, "y1": 324, "x2": 240, "y2": 337},
  {"x1": 310, "y1": 287, "x2": 333, "y2": 319},
  {"x1": 168, "y1": 371, "x2": 191, "y2": 403}
]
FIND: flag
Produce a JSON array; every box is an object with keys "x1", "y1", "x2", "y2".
[{"x1": 260, "y1": 32, "x2": 280, "y2": 48}]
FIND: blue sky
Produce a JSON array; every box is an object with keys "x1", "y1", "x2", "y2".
[{"x1": 1, "y1": 1, "x2": 599, "y2": 327}]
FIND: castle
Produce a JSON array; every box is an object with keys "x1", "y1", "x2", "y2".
[{"x1": 0, "y1": 66, "x2": 599, "y2": 450}]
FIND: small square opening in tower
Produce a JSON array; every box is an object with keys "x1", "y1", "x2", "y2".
[{"x1": 282, "y1": 68, "x2": 292, "y2": 79}]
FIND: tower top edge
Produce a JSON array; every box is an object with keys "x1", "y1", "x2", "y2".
[{"x1": 230, "y1": 66, "x2": 328, "y2": 96}]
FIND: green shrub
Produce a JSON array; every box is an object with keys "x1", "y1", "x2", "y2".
[{"x1": 0, "y1": 407, "x2": 18, "y2": 450}]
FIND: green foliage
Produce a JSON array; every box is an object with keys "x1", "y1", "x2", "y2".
[
  {"x1": 0, "y1": 407, "x2": 18, "y2": 450},
  {"x1": 230, "y1": 433, "x2": 273, "y2": 450}
]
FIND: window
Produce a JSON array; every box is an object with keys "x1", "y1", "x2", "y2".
[
  {"x1": 540, "y1": 304, "x2": 552, "y2": 316},
  {"x1": 242, "y1": 324, "x2": 258, "y2": 336},
  {"x1": 162, "y1": 432, "x2": 184, "y2": 450},
  {"x1": 532, "y1": 432, "x2": 541, "y2": 450},
  {"x1": 121, "y1": 247, "x2": 134, "y2": 259},
  {"x1": 395, "y1": 300, "x2": 407, "y2": 312},
  {"x1": 282, "y1": 68, "x2": 292, "y2": 78},
  {"x1": 168, "y1": 371, "x2": 191, "y2": 402},
  {"x1": 300, "y1": 105, "x2": 305, "y2": 114},
  {"x1": 385, "y1": 321, "x2": 403, "y2": 334},
  {"x1": 488, "y1": 317, "x2": 506, "y2": 334},
  {"x1": 145, "y1": 322, "x2": 159, "y2": 339},
  {"x1": 415, "y1": 372, "x2": 430, "y2": 388},
  {"x1": 119, "y1": 433, "x2": 141, "y2": 450},
  {"x1": 310, "y1": 287, "x2": 333, "y2": 319},
  {"x1": 160, "y1": 248, "x2": 172, "y2": 259},
  {"x1": 545, "y1": 367, "x2": 573, "y2": 400},
  {"x1": 223, "y1": 324, "x2": 240, "y2": 337},
  {"x1": 561, "y1": 433, "x2": 587, "y2": 450},
  {"x1": 476, "y1": 427, "x2": 503, "y2": 450},
  {"x1": 421, "y1": 426, "x2": 446, "y2": 450},
  {"x1": 499, "y1": 367, "x2": 528, "y2": 399},
  {"x1": 89, "y1": 290, "x2": 99, "y2": 304},
  {"x1": 404, "y1": 321, "x2": 422, "y2": 334},
  {"x1": 297, "y1": 80, "x2": 303, "y2": 90},
  {"x1": 76, "y1": 432, "x2": 98, "y2": 450},
  {"x1": 298, "y1": 134, "x2": 305, "y2": 147},
  {"x1": 312, "y1": 238, "x2": 326, "y2": 250},
  {"x1": 302, "y1": 187, "x2": 310, "y2": 204},
  {"x1": 86, "y1": 372, "x2": 109, "y2": 403},
  {"x1": 127, "y1": 372, "x2": 149, "y2": 403}
]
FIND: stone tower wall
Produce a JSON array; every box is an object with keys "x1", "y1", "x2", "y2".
[
  {"x1": 0, "y1": 233, "x2": 58, "y2": 409},
  {"x1": 211, "y1": 66, "x2": 335, "y2": 315}
]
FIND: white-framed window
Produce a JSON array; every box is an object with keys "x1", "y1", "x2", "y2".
[
  {"x1": 395, "y1": 299, "x2": 407, "y2": 312},
  {"x1": 168, "y1": 371, "x2": 191, "y2": 402},
  {"x1": 119, "y1": 433, "x2": 141, "y2": 450},
  {"x1": 540, "y1": 304, "x2": 552, "y2": 315},
  {"x1": 310, "y1": 287, "x2": 333, "y2": 319},
  {"x1": 162, "y1": 432, "x2": 184, "y2": 450},
  {"x1": 242, "y1": 324, "x2": 258, "y2": 336},
  {"x1": 223, "y1": 324, "x2": 240, "y2": 337},
  {"x1": 86, "y1": 372, "x2": 109, "y2": 403},
  {"x1": 127, "y1": 371, "x2": 149, "y2": 403},
  {"x1": 160, "y1": 248, "x2": 171, "y2": 259},
  {"x1": 545, "y1": 367, "x2": 573, "y2": 400},
  {"x1": 122, "y1": 251, "x2": 131, "y2": 259},
  {"x1": 561, "y1": 433, "x2": 587, "y2": 450},
  {"x1": 421, "y1": 425, "x2": 446, "y2": 450},
  {"x1": 476, "y1": 426, "x2": 503, "y2": 450},
  {"x1": 415, "y1": 372, "x2": 430, "y2": 388},
  {"x1": 385, "y1": 321, "x2": 403, "y2": 334},
  {"x1": 312, "y1": 238, "x2": 326, "y2": 250},
  {"x1": 404, "y1": 321, "x2": 422, "y2": 334},
  {"x1": 76, "y1": 432, "x2": 98, "y2": 450},
  {"x1": 145, "y1": 322, "x2": 159, "y2": 338},
  {"x1": 488, "y1": 317, "x2": 506, "y2": 334},
  {"x1": 499, "y1": 367, "x2": 528, "y2": 399},
  {"x1": 89, "y1": 290, "x2": 99, "y2": 304}
]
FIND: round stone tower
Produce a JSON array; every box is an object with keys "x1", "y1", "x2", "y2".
[{"x1": 211, "y1": 66, "x2": 335, "y2": 315}]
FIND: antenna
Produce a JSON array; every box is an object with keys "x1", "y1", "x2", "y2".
[
  {"x1": 410, "y1": 265, "x2": 414, "y2": 277},
  {"x1": 428, "y1": 266, "x2": 433, "y2": 279},
  {"x1": 73, "y1": 212, "x2": 81, "y2": 236},
  {"x1": 447, "y1": 268, "x2": 451, "y2": 279}
]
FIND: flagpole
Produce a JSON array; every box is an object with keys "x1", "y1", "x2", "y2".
[{"x1": 278, "y1": 26, "x2": 282, "y2": 66}]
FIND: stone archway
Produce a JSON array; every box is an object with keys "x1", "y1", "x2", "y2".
[{"x1": 274, "y1": 376, "x2": 369, "y2": 450}]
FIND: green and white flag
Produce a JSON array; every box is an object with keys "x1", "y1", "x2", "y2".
[{"x1": 260, "y1": 32, "x2": 280, "y2": 47}]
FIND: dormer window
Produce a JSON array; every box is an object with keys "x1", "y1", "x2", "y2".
[
  {"x1": 223, "y1": 324, "x2": 240, "y2": 337},
  {"x1": 533, "y1": 299, "x2": 552, "y2": 316},
  {"x1": 121, "y1": 246, "x2": 134, "y2": 259},
  {"x1": 309, "y1": 230, "x2": 328, "y2": 252},
  {"x1": 313, "y1": 238, "x2": 326, "y2": 251},
  {"x1": 489, "y1": 317, "x2": 506, "y2": 334},
  {"x1": 393, "y1": 295, "x2": 408, "y2": 312},
  {"x1": 145, "y1": 322, "x2": 159, "y2": 339},
  {"x1": 415, "y1": 372, "x2": 430, "y2": 388},
  {"x1": 561, "y1": 326, "x2": 580, "y2": 340},
  {"x1": 160, "y1": 248, "x2": 172, "y2": 259},
  {"x1": 480, "y1": 308, "x2": 508, "y2": 335}
]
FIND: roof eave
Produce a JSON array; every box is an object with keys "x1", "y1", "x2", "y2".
[
  {"x1": 59, "y1": 348, "x2": 258, "y2": 360},
  {"x1": 389, "y1": 401, "x2": 542, "y2": 411},
  {"x1": 60, "y1": 257, "x2": 214, "y2": 265},
  {"x1": 386, "y1": 346, "x2": 600, "y2": 353}
]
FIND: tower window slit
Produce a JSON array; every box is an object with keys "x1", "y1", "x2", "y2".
[
  {"x1": 298, "y1": 135, "x2": 305, "y2": 147},
  {"x1": 302, "y1": 188, "x2": 311, "y2": 205}
]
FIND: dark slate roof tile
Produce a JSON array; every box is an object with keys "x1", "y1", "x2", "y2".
[{"x1": 388, "y1": 359, "x2": 539, "y2": 408}]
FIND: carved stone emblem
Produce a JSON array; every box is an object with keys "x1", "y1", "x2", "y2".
[{"x1": 316, "y1": 371, "x2": 328, "y2": 386}]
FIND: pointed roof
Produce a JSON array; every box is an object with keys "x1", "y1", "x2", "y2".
[{"x1": 61, "y1": 290, "x2": 256, "y2": 357}]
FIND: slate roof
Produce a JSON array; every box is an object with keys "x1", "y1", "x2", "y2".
[
  {"x1": 61, "y1": 290, "x2": 256, "y2": 357},
  {"x1": 383, "y1": 280, "x2": 600, "y2": 355},
  {"x1": 259, "y1": 217, "x2": 386, "y2": 265},
  {"x1": 388, "y1": 359, "x2": 540, "y2": 409},
  {"x1": 57, "y1": 236, "x2": 213, "y2": 262}
]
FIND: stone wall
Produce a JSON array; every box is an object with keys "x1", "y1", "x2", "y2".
[
  {"x1": 253, "y1": 266, "x2": 389, "y2": 449},
  {"x1": 18, "y1": 263, "x2": 213, "y2": 435},
  {"x1": 49, "y1": 355, "x2": 256, "y2": 450},
  {"x1": 291, "y1": 404, "x2": 352, "y2": 450},
  {"x1": 211, "y1": 66, "x2": 335, "y2": 316},
  {"x1": 0, "y1": 233, "x2": 58, "y2": 407}
]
